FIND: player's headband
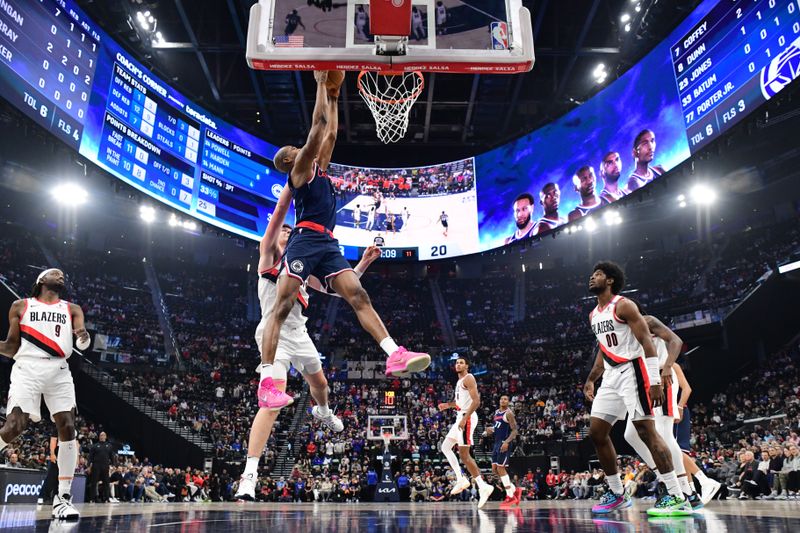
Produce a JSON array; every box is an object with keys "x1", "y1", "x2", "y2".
[{"x1": 36, "y1": 268, "x2": 60, "y2": 284}]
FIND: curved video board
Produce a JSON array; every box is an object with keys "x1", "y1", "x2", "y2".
[
  {"x1": 0, "y1": 0, "x2": 798, "y2": 260},
  {"x1": 476, "y1": 0, "x2": 800, "y2": 249}
]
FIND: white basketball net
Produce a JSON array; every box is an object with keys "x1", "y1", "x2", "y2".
[{"x1": 358, "y1": 71, "x2": 425, "y2": 144}]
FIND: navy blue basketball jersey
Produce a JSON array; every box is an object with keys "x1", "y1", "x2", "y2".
[
  {"x1": 493, "y1": 409, "x2": 512, "y2": 444},
  {"x1": 291, "y1": 162, "x2": 337, "y2": 232}
]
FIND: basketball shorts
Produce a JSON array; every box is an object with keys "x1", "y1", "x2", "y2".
[
  {"x1": 674, "y1": 406, "x2": 692, "y2": 452},
  {"x1": 282, "y1": 230, "x2": 352, "y2": 287},
  {"x1": 446, "y1": 412, "x2": 478, "y2": 447},
  {"x1": 492, "y1": 442, "x2": 514, "y2": 467},
  {"x1": 590, "y1": 358, "x2": 655, "y2": 424},
  {"x1": 7, "y1": 357, "x2": 76, "y2": 423},
  {"x1": 658, "y1": 367, "x2": 680, "y2": 420},
  {"x1": 255, "y1": 319, "x2": 321, "y2": 376}
]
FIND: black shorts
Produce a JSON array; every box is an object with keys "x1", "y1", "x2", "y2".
[
  {"x1": 441, "y1": 221, "x2": 448, "y2": 228},
  {"x1": 282, "y1": 229, "x2": 352, "y2": 285}
]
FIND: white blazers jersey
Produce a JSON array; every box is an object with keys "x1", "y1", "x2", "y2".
[
  {"x1": 654, "y1": 336, "x2": 669, "y2": 368},
  {"x1": 454, "y1": 374, "x2": 473, "y2": 412},
  {"x1": 590, "y1": 295, "x2": 643, "y2": 370},
  {"x1": 17, "y1": 298, "x2": 73, "y2": 360},
  {"x1": 258, "y1": 261, "x2": 309, "y2": 327}
]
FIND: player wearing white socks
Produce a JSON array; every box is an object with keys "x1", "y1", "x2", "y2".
[
  {"x1": 0, "y1": 269, "x2": 89, "y2": 520},
  {"x1": 484, "y1": 395, "x2": 522, "y2": 506},
  {"x1": 236, "y1": 186, "x2": 380, "y2": 500},
  {"x1": 620, "y1": 307, "x2": 702, "y2": 508},
  {"x1": 437, "y1": 357, "x2": 495, "y2": 508}
]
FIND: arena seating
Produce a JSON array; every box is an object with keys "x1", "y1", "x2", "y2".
[{"x1": 3, "y1": 211, "x2": 800, "y2": 502}]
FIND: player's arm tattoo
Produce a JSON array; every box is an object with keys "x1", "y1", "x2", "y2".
[
  {"x1": 645, "y1": 314, "x2": 683, "y2": 368},
  {"x1": 0, "y1": 300, "x2": 23, "y2": 358},
  {"x1": 617, "y1": 299, "x2": 657, "y2": 358},
  {"x1": 505, "y1": 410, "x2": 519, "y2": 444}
]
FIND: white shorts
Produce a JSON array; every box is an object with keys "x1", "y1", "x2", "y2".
[
  {"x1": 657, "y1": 367, "x2": 680, "y2": 420},
  {"x1": 6, "y1": 357, "x2": 76, "y2": 423},
  {"x1": 590, "y1": 359, "x2": 655, "y2": 424},
  {"x1": 446, "y1": 412, "x2": 478, "y2": 447},
  {"x1": 254, "y1": 320, "x2": 322, "y2": 376}
]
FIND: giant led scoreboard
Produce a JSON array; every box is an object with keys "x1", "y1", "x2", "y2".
[{"x1": 1, "y1": 0, "x2": 799, "y2": 260}]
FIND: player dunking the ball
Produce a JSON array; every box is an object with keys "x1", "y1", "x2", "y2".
[
  {"x1": 484, "y1": 394, "x2": 522, "y2": 506},
  {"x1": 0, "y1": 269, "x2": 90, "y2": 519},
  {"x1": 583, "y1": 262, "x2": 692, "y2": 517},
  {"x1": 262, "y1": 70, "x2": 430, "y2": 409},
  {"x1": 236, "y1": 185, "x2": 381, "y2": 500},
  {"x1": 437, "y1": 357, "x2": 495, "y2": 508}
]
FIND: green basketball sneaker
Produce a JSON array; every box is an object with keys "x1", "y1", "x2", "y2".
[{"x1": 646, "y1": 494, "x2": 694, "y2": 517}]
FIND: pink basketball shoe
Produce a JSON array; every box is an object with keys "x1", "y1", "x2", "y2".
[
  {"x1": 385, "y1": 347, "x2": 431, "y2": 377},
  {"x1": 257, "y1": 377, "x2": 293, "y2": 410}
]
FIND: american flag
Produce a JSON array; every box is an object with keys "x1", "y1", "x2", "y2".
[{"x1": 275, "y1": 35, "x2": 304, "y2": 48}]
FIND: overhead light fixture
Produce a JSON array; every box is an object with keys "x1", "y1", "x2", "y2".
[
  {"x1": 621, "y1": 13, "x2": 631, "y2": 23},
  {"x1": 51, "y1": 183, "x2": 88, "y2": 206},
  {"x1": 584, "y1": 217, "x2": 598, "y2": 232},
  {"x1": 139, "y1": 205, "x2": 156, "y2": 223},
  {"x1": 690, "y1": 184, "x2": 717, "y2": 205},
  {"x1": 593, "y1": 63, "x2": 608, "y2": 84},
  {"x1": 624, "y1": 23, "x2": 631, "y2": 32}
]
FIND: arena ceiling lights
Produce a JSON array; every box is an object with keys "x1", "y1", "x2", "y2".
[{"x1": 51, "y1": 184, "x2": 88, "y2": 207}]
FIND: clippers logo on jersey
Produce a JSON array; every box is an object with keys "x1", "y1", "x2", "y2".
[
  {"x1": 17, "y1": 299, "x2": 73, "y2": 359},
  {"x1": 290, "y1": 260, "x2": 304, "y2": 274},
  {"x1": 493, "y1": 410, "x2": 511, "y2": 443},
  {"x1": 590, "y1": 295, "x2": 643, "y2": 368}
]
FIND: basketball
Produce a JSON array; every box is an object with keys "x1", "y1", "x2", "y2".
[{"x1": 326, "y1": 70, "x2": 346, "y2": 91}]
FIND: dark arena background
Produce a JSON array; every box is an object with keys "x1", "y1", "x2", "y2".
[{"x1": 1, "y1": 0, "x2": 800, "y2": 531}]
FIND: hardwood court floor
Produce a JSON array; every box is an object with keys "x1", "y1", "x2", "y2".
[{"x1": 2, "y1": 500, "x2": 799, "y2": 532}]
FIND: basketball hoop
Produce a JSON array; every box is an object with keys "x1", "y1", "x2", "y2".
[
  {"x1": 358, "y1": 70, "x2": 425, "y2": 144},
  {"x1": 381, "y1": 432, "x2": 393, "y2": 450}
]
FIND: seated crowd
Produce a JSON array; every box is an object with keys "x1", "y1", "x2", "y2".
[{"x1": 1, "y1": 211, "x2": 799, "y2": 504}]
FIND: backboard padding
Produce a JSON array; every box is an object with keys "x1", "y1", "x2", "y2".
[{"x1": 247, "y1": 0, "x2": 534, "y2": 74}]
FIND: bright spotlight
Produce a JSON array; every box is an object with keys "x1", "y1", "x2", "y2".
[
  {"x1": 168, "y1": 214, "x2": 179, "y2": 227},
  {"x1": 624, "y1": 23, "x2": 631, "y2": 32},
  {"x1": 690, "y1": 184, "x2": 717, "y2": 205},
  {"x1": 679, "y1": 201, "x2": 687, "y2": 208},
  {"x1": 621, "y1": 13, "x2": 631, "y2": 23},
  {"x1": 139, "y1": 205, "x2": 156, "y2": 223},
  {"x1": 183, "y1": 220, "x2": 197, "y2": 231},
  {"x1": 51, "y1": 183, "x2": 88, "y2": 206},
  {"x1": 584, "y1": 217, "x2": 598, "y2": 232}
]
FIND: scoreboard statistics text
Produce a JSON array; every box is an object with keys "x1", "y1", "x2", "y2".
[
  {"x1": 674, "y1": 0, "x2": 800, "y2": 151},
  {"x1": 1, "y1": 0, "x2": 799, "y2": 259}
]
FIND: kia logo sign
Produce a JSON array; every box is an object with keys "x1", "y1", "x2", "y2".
[
  {"x1": 271, "y1": 183, "x2": 284, "y2": 199},
  {"x1": 377, "y1": 487, "x2": 396, "y2": 493}
]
